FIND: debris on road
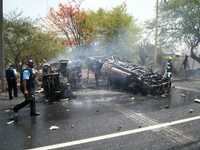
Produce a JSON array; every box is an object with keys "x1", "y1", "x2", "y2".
[
  {"x1": 131, "y1": 97, "x2": 135, "y2": 100},
  {"x1": 161, "y1": 94, "x2": 167, "y2": 98},
  {"x1": 129, "y1": 97, "x2": 135, "y2": 104},
  {"x1": 96, "y1": 109, "x2": 100, "y2": 112},
  {"x1": 71, "y1": 124, "x2": 74, "y2": 128},
  {"x1": 4, "y1": 109, "x2": 11, "y2": 113},
  {"x1": 180, "y1": 93, "x2": 186, "y2": 97},
  {"x1": 117, "y1": 126, "x2": 122, "y2": 131},
  {"x1": 164, "y1": 105, "x2": 169, "y2": 109},
  {"x1": 61, "y1": 98, "x2": 69, "y2": 101},
  {"x1": 66, "y1": 109, "x2": 70, "y2": 112},
  {"x1": 27, "y1": 136, "x2": 31, "y2": 139},
  {"x1": 189, "y1": 109, "x2": 194, "y2": 113},
  {"x1": 194, "y1": 99, "x2": 200, "y2": 103},
  {"x1": 7, "y1": 120, "x2": 15, "y2": 125},
  {"x1": 49, "y1": 126, "x2": 60, "y2": 130}
]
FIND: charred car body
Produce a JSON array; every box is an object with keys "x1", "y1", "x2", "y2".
[
  {"x1": 42, "y1": 60, "x2": 81, "y2": 100},
  {"x1": 88, "y1": 56, "x2": 171, "y2": 95}
]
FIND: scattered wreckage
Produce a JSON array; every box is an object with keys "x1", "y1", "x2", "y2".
[{"x1": 88, "y1": 56, "x2": 171, "y2": 95}]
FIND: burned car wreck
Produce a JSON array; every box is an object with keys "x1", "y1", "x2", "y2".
[
  {"x1": 41, "y1": 56, "x2": 171, "y2": 99},
  {"x1": 42, "y1": 60, "x2": 81, "y2": 100},
  {"x1": 88, "y1": 56, "x2": 171, "y2": 95}
]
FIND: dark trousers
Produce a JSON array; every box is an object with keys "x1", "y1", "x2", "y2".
[
  {"x1": 95, "y1": 73, "x2": 99, "y2": 87},
  {"x1": 13, "y1": 90, "x2": 36, "y2": 115},
  {"x1": 7, "y1": 79, "x2": 18, "y2": 99}
]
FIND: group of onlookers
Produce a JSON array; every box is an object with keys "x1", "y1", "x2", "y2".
[{"x1": 5, "y1": 60, "x2": 40, "y2": 121}]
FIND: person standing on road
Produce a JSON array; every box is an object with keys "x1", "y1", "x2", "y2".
[
  {"x1": 182, "y1": 55, "x2": 189, "y2": 79},
  {"x1": 13, "y1": 59, "x2": 40, "y2": 119},
  {"x1": 5, "y1": 64, "x2": 18, "y2": 100},
  {"x1": 164, "y1": 57, "x2": 173, "y2": 79}
]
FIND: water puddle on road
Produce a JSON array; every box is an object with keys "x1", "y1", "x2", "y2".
[
  {"x1": 167, "y1": 87, "x2": 200, "y2": 108},
  {"x1": 60, "y1": 87, "x2": 200, "y2": 113}
]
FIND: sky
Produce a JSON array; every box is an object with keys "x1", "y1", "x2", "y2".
[{"x1": 4, "y1": 0, "x2": 156, "y2": 23}]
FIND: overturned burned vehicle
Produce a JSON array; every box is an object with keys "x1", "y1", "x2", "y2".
[
  {"x1": 88, "y1": 56, "x2": 171, "y2": 95},
  {"x1": 42, "y1": 60, "x2": 81, "y2": 100}
]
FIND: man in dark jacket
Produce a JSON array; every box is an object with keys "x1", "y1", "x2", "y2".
[
  {"x1": 5, "y1": 65, "x2": 18, "y2": 100},
  {"x1": 182, "y1": 55, "x2": 189, "y2": 79},
  {"x1": 12, "y1": 60, "x2": 40, "y2": 120}
]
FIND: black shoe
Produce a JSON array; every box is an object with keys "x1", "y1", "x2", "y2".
[{"x1": 31, "y1": 112, "x2": 40, "y2": 116}]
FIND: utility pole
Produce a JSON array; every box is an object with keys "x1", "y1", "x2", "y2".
[
  {"x1": 0, "y1": 0, "x2": 5, "y2": 92},
  {"x1": 154, "y1": 0, "x2": 159, "y2": 66}
]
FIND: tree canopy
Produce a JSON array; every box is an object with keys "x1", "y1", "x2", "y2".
[
  {"x1": 47, "y1": 0, "x2": 88, "y2": 47},
  {"x1": 4, "y1": 12, "x2": 65, "y2": 70},
  {"x1": 84, "y1": 3, "x2": 141, "y2": 59},
  {"x1": 159, "y1": 0, "x2": 200, "y2": 62},
  {"x1": 47, "y1": 1, "x2": 141, "y2": 60}
]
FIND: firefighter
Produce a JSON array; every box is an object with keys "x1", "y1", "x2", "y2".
[
  {"x1": 162, "y1": 57, "x2": 173, "y2": 95},
  {"x1": 5, "y1": 64, "x2": 18, "y2": 100},
  {"x1": 12, "y1": 59, "x2": 40, "y2": 120},
  {"x1": 164, "y1": 57, "x2": 173, "y2": 79}
]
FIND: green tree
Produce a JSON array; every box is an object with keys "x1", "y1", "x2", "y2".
[
  {"x1": 4, "y1": 12, "x2": 64, "y2": 70},
  {"x1": 29, "y1": 30, "x2": 65, "y2": 65},
  {"x1": 159, "y1": 0, "x2": 200, "y2": 63},
  {"x1": 46, "y1": 2, "x2": 140, "y2": 60},
  {"x1": 4, "y1": 13, "x2": 33, "y2": 68},
  {"x1": 86, "y1": 4, "x2": 140, "y2": 41},
  {"x1": 84, "y1": 3, "x2": 141, "y2": 60}
]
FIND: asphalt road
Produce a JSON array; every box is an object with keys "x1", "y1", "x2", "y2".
[{"x1": 1, "y1": 84, "x2": 200, "y2": 150}]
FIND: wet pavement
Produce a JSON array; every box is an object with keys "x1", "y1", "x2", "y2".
[{"x1": 1, "y1": 80, "x2": 200, "y2": 150}]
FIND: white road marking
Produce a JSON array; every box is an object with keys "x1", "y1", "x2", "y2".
[
  {"x1": 115, "y1": 105, "x2": 194, "y2": 144},
  {"x1": 27, "y1": 115, "x2": 200, "y2": 150}
]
